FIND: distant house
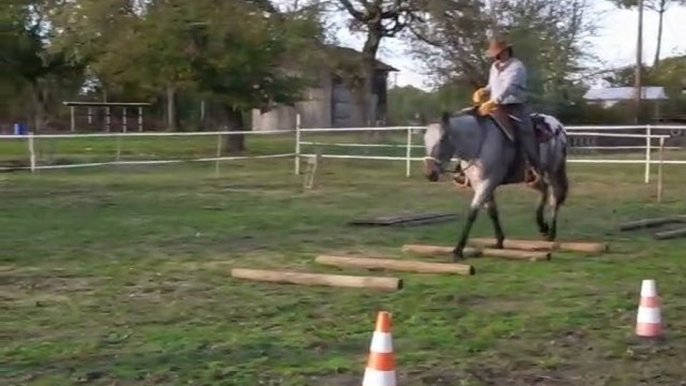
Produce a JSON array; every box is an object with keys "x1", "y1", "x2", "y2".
[
  {"x1": 251, "y1": 46, "x2": 399, "y2": 131},
  {"x1": 581, "y1": 86, "x2": 674, "y2": 149},
  {"x1": 583, "y1": 86, "x2": 668, "y2": 108}
]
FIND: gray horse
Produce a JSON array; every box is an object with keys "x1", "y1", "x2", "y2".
[{"x1": 422, "y1": 108, "x2": 569, "y2": 261}]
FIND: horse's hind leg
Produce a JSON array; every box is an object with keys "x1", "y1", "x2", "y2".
[
  {"x1": 547, "y1": 166, "x2": 569, "y2": 241},
  {"x1": 485, "y1": 196, "x2": 505, "y2": 249},
  {"x1": 535, "y1": 182, "x2": 551, "y2": 238}
]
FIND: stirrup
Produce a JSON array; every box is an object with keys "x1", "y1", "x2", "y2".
[
  {"x1": 452, "y1": 173, "x2": 471, "y2": 189},
  {"x1": 524, "y1": 168, "x2": 542, "y2": 186}
]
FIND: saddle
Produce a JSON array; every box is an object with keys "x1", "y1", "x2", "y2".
[
  {"x1": 461, "y1": 105, "x2": 553, "y2": 144},
  {"x1": 452, "y1": 106, "x2": 553, "y2": 189}
]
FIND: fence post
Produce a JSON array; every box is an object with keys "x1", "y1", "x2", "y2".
[
  {"x1": 215, "y1": 133, "x2": 222, "y2": 177},
  {"x1": 294, "y1": 113, "x2": 301, "y2": 175},
  {"x1": 28, "y1": 132, "x2": 36, "y2": 173},
  {"x1": 657, "y1": 136, "x2": 665, "y2": 203},
  {"x1": 644, "y1": 124, "x2": 652, "y2": 184},
  {"x1": 70, "y1": 106, "x2": 76, "y2": 132},
  {"x1": 116, "y1": 134, "x2": 122, "y2": 162},
  {"x1": 405, "y1": 127, "x2": 412, "y2": 177}
]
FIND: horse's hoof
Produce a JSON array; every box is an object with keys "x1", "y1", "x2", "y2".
[
  {"x1": 451, "y1": 250, "x2": 464, "y2": 262},
  {"x1": 539, "y1": 223, "x2": 550, "y2": 235},
  {"x1": 494, "y1": 241, "x2": 504, "y2": 249}
]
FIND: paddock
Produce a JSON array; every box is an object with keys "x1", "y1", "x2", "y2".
[{"x1": 2, "y1": 127, "x2": 686, "y2": 385}]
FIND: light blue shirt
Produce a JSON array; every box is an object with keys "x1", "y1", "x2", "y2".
[{"x1": 484, "y1": 58, "x2": 527, "y2": 104}]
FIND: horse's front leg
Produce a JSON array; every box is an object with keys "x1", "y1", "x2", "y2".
[
  {"x1": 453, "y1": 207, "x2": 479, "y2": 262},
  {"x1": 453, "y1": 183, "x2": 493, "y2": 261},
  {"x1": 485, "y1": 196, "x2": 505, "y2": 249}
]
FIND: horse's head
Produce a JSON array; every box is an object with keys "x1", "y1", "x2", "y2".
[{"x1": 423, "y1": 116, "x2": 455, "y2": 182}]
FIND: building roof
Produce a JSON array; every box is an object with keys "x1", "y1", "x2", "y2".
[{"x1": 583, "y1": 86, "x2": 668, "y2": 101}]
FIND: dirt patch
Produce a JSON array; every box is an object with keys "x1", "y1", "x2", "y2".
[
  {"x1": 0, "y1": 273, "x2": 101, "y2": 305},
  {"x1": 0, "y1": 274, "x2": 99, "y2": 292},
  {"x1": 154, "y1": 234, "x2": 269, "y2": 255},
  {"x1": 465, "y1": 363, "x2": 586, "y2": 386},
  {"x1": 403, "y1": 368, "x2": 465, "y2": 385},
  {"x1": 303, "y1": 372, "x2": 359, "y2": 386}
]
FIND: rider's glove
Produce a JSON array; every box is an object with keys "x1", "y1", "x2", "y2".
[{"x1": 478, "y1": 99, "x2": 497, "y2": 115}]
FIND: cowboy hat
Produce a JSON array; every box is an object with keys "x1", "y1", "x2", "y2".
[{"x1": 485, "y1": 39, "x2": 512, "y2": 58}]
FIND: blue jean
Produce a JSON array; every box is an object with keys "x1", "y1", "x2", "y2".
[{"x1": 502, "y1": 103, "x2": 541, "y2": 171}]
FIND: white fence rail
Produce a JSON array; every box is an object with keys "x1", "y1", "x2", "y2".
[
  {"x1": 2, "y1": 120, "x2": 686, "y2": 189},
  {"x1": 297, "y1": 123, "x2": 686, "y2": 185},
  {"x1": 0, "y1": 130, "x2": 295, "y2": 174}
]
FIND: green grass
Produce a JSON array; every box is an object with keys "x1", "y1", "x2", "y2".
[{"x1": 2, "y1": 142, "x2": 686, "y2": 385}]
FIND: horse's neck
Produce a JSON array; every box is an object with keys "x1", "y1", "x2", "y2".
[{"x1": 447, "y1": 115, "x2": 489, "y2": 161}]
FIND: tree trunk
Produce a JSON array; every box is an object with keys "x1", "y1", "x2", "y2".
[
  {"x1": 166, "y1": 84, "x2": 178, "y2": 131},
  {"x1": 223, "y1": 105, "x2": 246, "y2": 154},
  {"x1": 29, "y1": 80, "x2": 48, "y2": 133},
  {"x1": 634, "y1": 0, "x2": 644, "y2": 124},
  {"x1": 358, "y1": 21, "x2": 384, "y2": 142},
  {"x1": 653, "y1": 7, "x2": 665, "y2": 68},
  {"x1": 361, "y1": 24, "x2": 382, "y2": 128}
]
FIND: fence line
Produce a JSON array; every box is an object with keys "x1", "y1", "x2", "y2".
[
  {"x1": 294, "y1": 122, "x2": 684, "y2": 186},
  {"x1": 1, "y1": 121, "x2": 685, "y2": 190},
  {"x1": 0, "y1": 129, "x2": 292, "y2": 140}
]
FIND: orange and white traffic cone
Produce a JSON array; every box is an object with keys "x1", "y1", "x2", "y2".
[
  {"x1": 635, "y1": 279, "x2": 663, "y2": 338},
  {"x1": 362, "y1": 311, "x2": 396, "y2": 386}
]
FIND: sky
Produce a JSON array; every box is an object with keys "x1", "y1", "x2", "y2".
[{"x1": 325, "y1": 1, "x2": 686, "y2": 91}]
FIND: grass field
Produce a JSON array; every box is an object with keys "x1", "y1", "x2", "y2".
[{"x1": 2, "y1": 136, "x2": 686, "y2": 386}]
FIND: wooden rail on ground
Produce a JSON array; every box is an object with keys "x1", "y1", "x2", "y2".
[
  {"x1": 654, "y1": 228, "x2": 686, "y2": 240},
  {"x1": 231, "y1": 268, "x2": 402, "y2": 291},
  {"x1": 466, "y1": 238, "x2": 608, "y2": 253},
  {"x1": 315, "y1": 255, "x2": 475, "y2": 276},
  {"x1": 401, "y1": 244, "x2": 551, "y2": 261},
  {"x1": 619, "y1": 217, "x2": 686, "y2": 231}
]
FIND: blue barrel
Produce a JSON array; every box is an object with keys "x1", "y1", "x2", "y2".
[{"x1": 13, "y1": 122, "x2": 27, "y2": 135}]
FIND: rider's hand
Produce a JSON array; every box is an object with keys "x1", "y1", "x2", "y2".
[
  {"x1": 472, "y1": 88, "x2": 489, "y2": 104},
  {"x1": 478, "y1": 99, "x2": 497, "y2": 115}
]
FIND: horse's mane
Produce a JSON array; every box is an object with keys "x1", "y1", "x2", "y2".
[{"x1": 428, "y1": 106, "x2": 479, "y2": 127}]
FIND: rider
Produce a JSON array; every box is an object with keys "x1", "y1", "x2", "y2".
[{"x1": 473, "y1": 38, "x2": 542, "y2": 182}]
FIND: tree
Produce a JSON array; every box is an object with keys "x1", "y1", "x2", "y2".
[
  {"x1": 604, "y1": 55, "x2": 686, "y2": 117},
  {"x1": 409, "y1": 0, "x2": 492, "y2": 89},
  {"x1": 187, "y1": 0, "x2": 323, "y2": 151},
  {"x1": 50, "y1": 0, "x2": 191, "y2": 130},
  {"x1": 52, "y1": 0, "x2": 324, "y2": 152},
  {"x1": 410, "y1": 0, "x2": 599, "y2": 115},
  {"x1": 609, "y1": 0, "x2": 686, "y2": 68},
  {"x1": 387, "y1": 83, "x2": 473, "y2": 125},
  {"x1": 332, "y1": 0, "x2": 422, "y2": 126},
  {"x1": 0, "y1": 0, "x2": 84, "y2": 131}
]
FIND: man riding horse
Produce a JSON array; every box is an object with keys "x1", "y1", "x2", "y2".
[{"x1": 472, "y1": 38, "x2": 542, "y2": 183}]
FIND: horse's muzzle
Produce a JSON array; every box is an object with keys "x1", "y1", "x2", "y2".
[{"x1": 423, "y1": 159, "x2": 441, "y2": 182}]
